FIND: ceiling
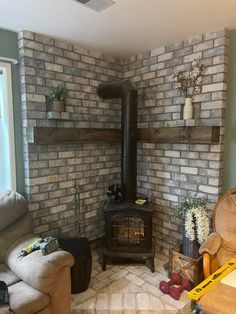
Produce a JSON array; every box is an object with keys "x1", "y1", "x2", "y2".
[{"x1": 1, "y1": 0, "x2": 236, "y2": 56}]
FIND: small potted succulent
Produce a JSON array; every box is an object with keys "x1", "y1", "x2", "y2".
[
  {"x1": 172, "y1": 59, "x2": 205, "y2": 120},
  {"x1": 175, "y1": 197, "x2": 209, "y2": 258},
  {"x1": 46, "y1": 84, "x2": 69, "y2": 112}
]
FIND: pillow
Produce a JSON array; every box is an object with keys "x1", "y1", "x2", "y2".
[{"x1": 0, "y1": 190, "x2": 28, "y2": 231}]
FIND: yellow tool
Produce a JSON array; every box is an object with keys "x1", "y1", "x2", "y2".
[
  {"x1": 188, "y1": 258, "x2": 236, "y2": 300},
  {"x1": 19, "y1": 237, "x2": 59, "y2": 257},
  {"x1": 135, "y1": 199, "x2": 147, "y2": 205}
]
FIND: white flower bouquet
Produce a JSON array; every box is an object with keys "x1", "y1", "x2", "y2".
[{"x1": 175, "y1": 197, "x2": 209, "y2": 244}]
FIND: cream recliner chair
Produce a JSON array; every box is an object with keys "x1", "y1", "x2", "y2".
[{"x1": 0, "y1": 190, "x2": 74, "y2": 314}]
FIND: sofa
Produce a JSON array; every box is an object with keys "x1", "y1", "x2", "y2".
[{"x1": 0, "y1": 190, "x2": 74, "y2": 314}]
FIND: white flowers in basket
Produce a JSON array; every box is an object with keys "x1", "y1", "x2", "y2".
[{"x1": 175, "y1": 197, "x2": 210, "y2": 244}]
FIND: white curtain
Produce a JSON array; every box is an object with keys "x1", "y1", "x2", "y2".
[{"x1": 0, "y1": 63, "x2": 16, "y2": 191}]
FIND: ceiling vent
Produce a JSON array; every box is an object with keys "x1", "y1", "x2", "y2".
[{"x1": 73, "y1": 0, "x2": 116, "y2": 12}]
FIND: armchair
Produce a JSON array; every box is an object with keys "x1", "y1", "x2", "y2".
[
  {"x1": 199, "y1": 187, "x2": 236, "y2": 278},
  {"x1": 0, "y1": 190, "x2": 74, "y2": 314}
]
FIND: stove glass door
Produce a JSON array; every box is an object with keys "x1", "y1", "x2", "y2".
[{"x1": 111, "y1": 215, "x2": 145, "y2": 249}]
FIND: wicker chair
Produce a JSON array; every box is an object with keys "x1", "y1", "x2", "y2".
[
  {"x1": 199, "y1": 187, "x2": 236, "y2": 278},
  {"x1": 197, "y1": 188, "x2": 236, "y2": 314}
]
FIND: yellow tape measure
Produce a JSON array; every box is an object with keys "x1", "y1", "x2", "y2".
[{"x1": 188, "y1": 258, "x2": 236, "y2": 300}]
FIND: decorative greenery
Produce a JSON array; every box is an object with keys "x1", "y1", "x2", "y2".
[
  {"x1": 185, "y1": 206, "x2": 209, "y2": 243},
  {"x1": 172, "y1": 59, "x2": 205, "y2": 98},
  {"x1": 175, "y1": 197, "x2": 207, "y2": 219},
  {"x1": 47, "y1": 84, "x2": 69, "y2": 104},
  {"x1": 175, "y1": 197, "x2": 209, "y2": 244}
]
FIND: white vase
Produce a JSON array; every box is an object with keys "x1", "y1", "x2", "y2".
[{"x1": 183, "y1": 97, "x2": 193, "y2": 120}]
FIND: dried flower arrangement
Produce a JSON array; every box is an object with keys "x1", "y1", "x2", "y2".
[
  {"x1": 172, "y1": 59, "x2": 205, "y2": 98},
  {"x1": 175, "y1": 197, "x2": 209, "y2": 244}
]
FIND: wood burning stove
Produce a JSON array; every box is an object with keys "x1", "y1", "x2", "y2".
[
  {"x1": 97, "y1": 81, "x2": 155, "y2": 272},
  {"x1": 103, "y1": 201, "x2": 154, "y2": 272}
]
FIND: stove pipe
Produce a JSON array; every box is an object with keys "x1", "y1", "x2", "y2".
[{"x1": 97, "y1": 80, "x2": 137, "y2": 201}]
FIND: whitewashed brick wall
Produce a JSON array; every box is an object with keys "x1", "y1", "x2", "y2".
[
  {"x1": 19, "y1": 28, "x2": 229, "y2": 255},
  {"x1": 18, "y1": 31, "x2": 122, "y2": 239},
  {"x1": 122, "y1": 28, "x2": 229, "y2": 255}
]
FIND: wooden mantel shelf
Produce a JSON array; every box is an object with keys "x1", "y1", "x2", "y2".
[
  {"x1": 137, "y1": 126, "x2": 220, "y2": 144},
  {"x1": 26, "y1": 127, "x2": 121, "y2": 144},
  {"x1": 26, "y1": 126, "x2": 220, "y2": 145}
]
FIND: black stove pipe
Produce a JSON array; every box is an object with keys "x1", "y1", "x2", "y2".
[{"x1": 97, "y1": 80, "x2": 137, "y2": 201}]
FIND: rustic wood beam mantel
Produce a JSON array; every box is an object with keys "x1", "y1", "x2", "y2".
[
  {"x1": 26, "y1": 126, "x2": 220, "y2": 145},
  {"x1": 26, "y1": 127, "x2": 121, "y2": 144},
  {"x1": 137, "y1": 126, "x2": 220, "y2": 144}
]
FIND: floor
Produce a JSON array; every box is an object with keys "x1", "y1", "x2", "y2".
[{"x1": 71, "y1": 250, "x2": 192, "y2": 314}]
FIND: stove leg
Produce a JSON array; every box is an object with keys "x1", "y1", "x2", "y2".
[
  {"x1": 102, "y1": 254, "x2": 107, "y2": 271},
  {"x1": 146, "y1": 257, "x2": 155, "y2": 273}
]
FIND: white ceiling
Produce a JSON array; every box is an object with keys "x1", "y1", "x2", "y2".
[{"x1": 1, "y1": 0, "x2": 236, "y2": 56}]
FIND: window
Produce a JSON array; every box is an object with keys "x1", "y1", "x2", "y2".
[{"x1": 0, "y1": 62, "x2": 16, "y2": 190}]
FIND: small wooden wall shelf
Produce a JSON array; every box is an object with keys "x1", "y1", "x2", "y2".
[
  {"x1": 26, "y1": 127, "x2": 121, "y2": 144},
  {"x1": 138, "y1": 126, "x2": 220, "y2": 144},
  {"x1": 26, "y1": 126, "x2": 220, "y2": 145}
]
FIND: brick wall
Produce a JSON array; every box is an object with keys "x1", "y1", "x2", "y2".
[
  {"x1": 122, "y1": 28, "x2": 229, "y2": 254},
  {"x1": 18, "y1": 31, "x2": 122, "y2": 239},
  {"x1": 19, "y1": 28, "x2": 229, "y2": 254}
]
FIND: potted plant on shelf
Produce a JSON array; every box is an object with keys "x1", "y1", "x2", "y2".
[
  {"x1": 46, "y1": 84, "x2": 69, "y2": 113},
  {"x1": 175, "y1": 197, "x2": 209, "y2": 259},
  {"x1": 172, "y1": 59, "x2": 205, "y2": 120}
]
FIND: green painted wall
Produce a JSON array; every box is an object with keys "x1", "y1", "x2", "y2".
[
  {"x1": 223, "y1": 30, "x2": 236, "y2": 190},
  {"x1": 0, "y1": 28, "x2": 24, "y2": 193}
]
